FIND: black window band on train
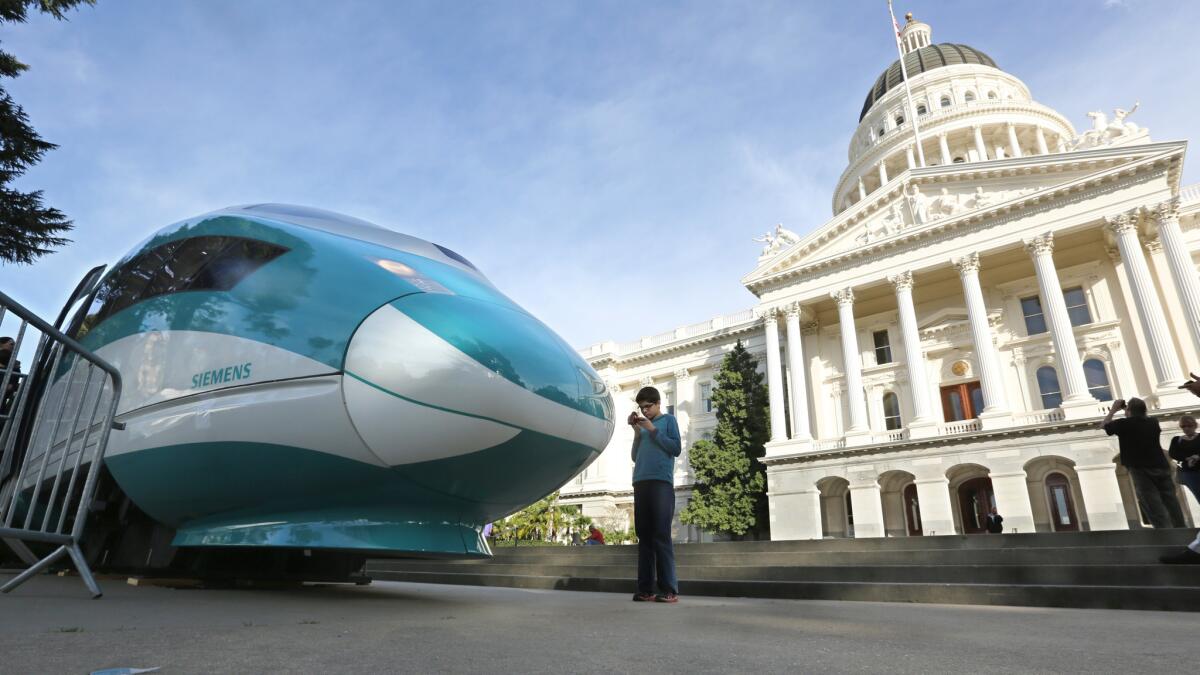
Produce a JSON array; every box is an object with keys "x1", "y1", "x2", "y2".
[
  {"x1": 80, "y1": 236, "x2": 289, "y2": 333},
  {"x1": 433, "y1": 244, "x2": 478, "y2": 271}
]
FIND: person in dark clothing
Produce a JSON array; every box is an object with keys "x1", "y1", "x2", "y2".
[
  {"x1": 1169, "y1": 415, "x2": 1200, "y2": 504},
  {"x1": 0, "y1": 336, "x2": 21, "y2": 416},
  {"x1": 1164, "y1": 375, "x2": 1200, "y2": 563},
  {"x1": 985, "y1": 507, "x2": 1004, "y2": 534},
  {"x1": 1102, "y1": 398, "x2": 1187, "y2": 529},
  {"x1": 628, "y1": 386, "x2": 681, "y2": 603}
]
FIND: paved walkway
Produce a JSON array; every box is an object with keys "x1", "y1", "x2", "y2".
[{"x1": 0, "y1": 573, "x2": 1195, "y2": 673}]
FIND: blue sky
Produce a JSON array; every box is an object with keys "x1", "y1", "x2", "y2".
[{"x1": 0, "y1": 0, "x2": 1196, "y2": 351}]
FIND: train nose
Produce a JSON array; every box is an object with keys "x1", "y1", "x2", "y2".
[{"x1": 342, "y1": 293, "x2": 614, "y2": 509}]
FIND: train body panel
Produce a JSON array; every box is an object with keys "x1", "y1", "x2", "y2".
[{"x1": 20, "y1": 204, "x2": 615, "y2": 559}]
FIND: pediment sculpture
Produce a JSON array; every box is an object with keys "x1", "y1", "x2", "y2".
[
  {"x1": 753, "y1": 223, "x2": 802, "y2": 258},
  {"x1": 1071, "y1": 102, "x2": 1147, "y2": 150}
]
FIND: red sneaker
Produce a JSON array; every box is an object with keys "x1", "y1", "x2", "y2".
[
  {"x1": 655, "y1": 593, "x2": 679, "y2": 603},
  {"x1": 632, "y1": 592, "x2": 657, "y2": 602}
]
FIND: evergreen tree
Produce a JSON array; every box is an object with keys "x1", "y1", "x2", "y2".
[
  {"x1": 680, "y1": 340, "x2": 771, "y2": 537},
  {"x1": 0, "y1": 0, "x2": 94, "y2": 265}
]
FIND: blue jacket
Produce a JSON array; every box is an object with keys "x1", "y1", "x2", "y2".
[{"x1": 631, "y1": 413, "x2": 682, "y2": 484}]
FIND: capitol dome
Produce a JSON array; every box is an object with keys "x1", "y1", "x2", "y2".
[{"x1": 860, "y1": 44, "x2": 1000, "y2": 121}]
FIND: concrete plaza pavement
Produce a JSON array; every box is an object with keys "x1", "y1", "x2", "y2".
[{"x1": 0, "y1": 573, "x2": 1195, "y2": 673}]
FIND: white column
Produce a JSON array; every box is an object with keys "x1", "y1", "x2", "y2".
[
  {"x1": 938, "y1": 132, "x2": 951, "y2": 165},
  {"x1": 849, "y1": 481, "x2": 886, "y2": 538},
  {"x1": 972, "y1": 124, "x2": 988, "y2": 161},
  {"x1": 763, "y1": 309, "x2": 787, "y2": 442},
  {"x1": 673, "y1": 368, "x2": 694, "y2": 484},
  {"x1": 1105, "y1": 213, "x2": 1183, "y2": 391},
  {"x1": 914, "y1": 477, "x2": 956, "y2": 535},
  {"x1": 1056, "y1": 136, "x2": 1067, "y2": 153},
  {"x1": 878, "y1": 161, "x2": 888, "y2": 185},
  {"x1": 1035, "y1": 126, "x2": 1050, "y2": 155},
  {"x1": 768, "y1": 483, "x2": 823, "y2": 540},
  {"x1": 990, "y1": 471, "x2": 1036, "y2": 532},
  {"x1": 1153, "y1": 198, "x2": 1200, "y2": 356},
  {"x1": 1025, "y1": 233, "x2": 1093, "y2": 405},
  {"x1": 784, "y1": 305, "x2": 811, "y2": 441},
  {"x1": 1006, "y1": 123, "x2": 1022, "y2": 158},
  {"x1": 858, "y1": 178, "x2": 867, "y2": 201},
  {"x1": 905, "y1": 145, "x2": 916, "y2": 169},
  {"x1": 953, "y1": 253, "x2": 1009, "y2": 417},
  {"x1": 832, "y1": 288, "x2": 869, "y2": 436},
  {"x1": 1075, "y1": 462, "x2": 1129, "y2": 530},
  {"x1": 888, "y1": 271, "x2": 936, "y2": 432}
]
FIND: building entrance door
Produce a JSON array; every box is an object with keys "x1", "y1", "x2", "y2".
[
  {"x1": 957, "y1": 476, "x2": 995, "y2": 534},
  {"x1": 940, "y1": 381, "x2": 983, "y2": 422},
  {"x1": 1045, "y1": 472, "x2": 1080, "y2": 532},
  {"x1": 903, "y1": 483, "x2": 923, "y2": 536}
]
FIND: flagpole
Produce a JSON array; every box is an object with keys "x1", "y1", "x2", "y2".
[{"x1": 888, "y1": 0, "x2": 926, "y2": 168}]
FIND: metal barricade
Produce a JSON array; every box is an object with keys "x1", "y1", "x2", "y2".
[{"x1": 0, "y1": 289, "x2": 122, "y2": 598}]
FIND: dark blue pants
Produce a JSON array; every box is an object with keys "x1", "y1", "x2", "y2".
[{"x1": 634, "y1": 479, "x2": 677, "y2": 595}]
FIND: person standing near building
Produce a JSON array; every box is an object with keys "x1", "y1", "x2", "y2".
[
  {"x1": 1102, "y1": 398, "x2": 1187, "y2": 529},
  {"x1": 628, "y1": 386, "x2": 681, "y2": 603},
  {"x1": 1163, "y1": 376, "x2": 1200, "y2": 563},
  {"x1": 985, "y1": 507, "x2": 1004, "y2": 534},
  {"x1": 1169, "y1": 415, "x2": 1200, "y2": 504}
]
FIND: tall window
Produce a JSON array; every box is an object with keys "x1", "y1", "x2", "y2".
[
  {"x1": 895, "y1": 115, "x2": 905, "y2": 127},
  {"x1": 940, "y1": 96, "x2": 951, "y2": 108},
  {"x1": 917, "y1": 104, "x2": 927, "y2": 116},
  {"x1": 1083, "y1": 359, "x2": 1113, "y2": 401},
  {"x1": 700, "y1": 382, "x2": 712, "y2": 413},
  {"x1": 964, "y1": 91, "x2": 976, "y2": 103},
  {"x1": 664, "y1": 390, "x2": 675, "y2": 417},
  {"x1": 1063, "y1": 287, "x2": 1092, "y2": 326},
  {"x1": 1021, "y1": 296, "x2": 1047, "y2": 335},
  {"x1": 873, "y1": 330, "x2": 892, "y2": 365},
  {"x1": 883, "y1": 392, "x2": 902, "y2": 430},
  {"x1": 1037, "y1": 366, "x2": 1062, "y2": 409}
]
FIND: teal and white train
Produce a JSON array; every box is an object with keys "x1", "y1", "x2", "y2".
[{"x1": 55, "y1": 204, "x2": 612, "y2": 569}]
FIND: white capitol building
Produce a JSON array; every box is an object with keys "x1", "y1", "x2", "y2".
[{"x1": 561, "y1": 14, "x2": 1200, "y2": 541}]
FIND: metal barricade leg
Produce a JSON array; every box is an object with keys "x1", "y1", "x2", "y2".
[
  {"x1": 1, "y1": 537, "x2": 37, "y2": 565},
  {"x1": 66, "y1": 542, "x2": 101, "y2": 599},
  {"x1": 0, "y1": 544, "x2": 67, "y2": 594}
]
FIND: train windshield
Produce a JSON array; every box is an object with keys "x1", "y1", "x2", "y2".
[{"x1": 75, "y1": 236, "x2": 287, "y2": 337}]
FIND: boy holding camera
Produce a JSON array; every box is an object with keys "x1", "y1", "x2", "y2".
[{"x1": 628, "y1": 386, "x2": 682, "y2": 603}]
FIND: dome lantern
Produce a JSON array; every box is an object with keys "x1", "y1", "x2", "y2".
[{"x1": 899, "y1": 12, "x2": 932, "y2": 54}]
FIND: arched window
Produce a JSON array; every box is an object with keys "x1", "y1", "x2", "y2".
[
  {"x1": 953, "y1": 157, "x2": 965, "y2": 163},
  {"x1": 879, "y1": 126, "x2": 886, "y2": 139},
  {"x1": 964, "y1": 91, "x2": 976, "y2": 103},
  {"x1": 1037, "y1": 366, "x2": 1062, "y2": 409},
  {"x1": 917, "y1": 104, "x2": 927, "y2": 116},
  {"x1": 987, "y1": 91, "x2": 998, "y2": 100},
  {"x1": 883, "y1": 392, "x2": 902, "y2": 430},
  {"x1": 895, "y1": 115, "x2": 905, "y2": 127},
  {"x1": 1083, "y1": 359, "x2": 1113, "y2": 401},
  {"x1": 940, "y1": 96, "x2": 952, "y2": 108}
]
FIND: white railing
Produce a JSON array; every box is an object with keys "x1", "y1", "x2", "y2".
[
  {"x1": 871, "y1": 430, "x2": 907, "y2": 443},
  {"x1": 1181, "y1": 182, "x2": 1200, "y2": 205},
  {"x1": 1012, "y1": 409, "x2": 1065, "y2": 426},
  {"x1": 940, "y1": 419, "x2": 982, "y2": 435},
  {"x1": 814, "y1": 438, "x2": 846, "y2": 451},
  {"x1": 578, "y1": 308, "x2": 758, "y2": 357}
]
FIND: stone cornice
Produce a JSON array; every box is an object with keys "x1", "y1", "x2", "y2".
[
  {"x1": 763, "y1": 404, "x2": 1200, "y2": 467},
  {"x1": 587, "y1": 318, "x2": 761, "y2": 367},
  {"x1": 742, "y1": 142, "x2": 1186, "y2": 297}
]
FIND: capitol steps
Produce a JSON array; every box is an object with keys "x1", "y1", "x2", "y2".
[{"x1": 366, "y1": 529, "x2": 1200, "y2": 611}]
